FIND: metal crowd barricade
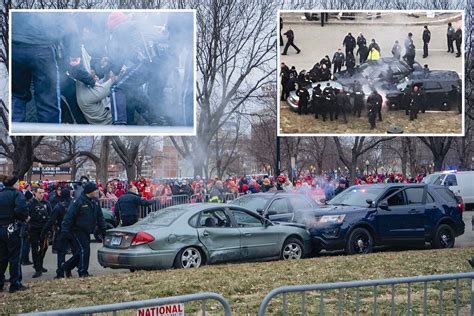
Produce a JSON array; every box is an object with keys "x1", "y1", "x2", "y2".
[
  {"x1": 21, "y1": 292, "x2": 231, "y2": 316},
  {"x1": 258, "y1": 272, "x2": 474, "y2": 316}
]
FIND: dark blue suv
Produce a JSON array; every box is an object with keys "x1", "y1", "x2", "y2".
[{"x1": 294, "y1": 184, "x2": 465, "y2": 255}]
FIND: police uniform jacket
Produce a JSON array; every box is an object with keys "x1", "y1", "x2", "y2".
[
  {"x1": 61, "y1": 193, "x2": 106, "y2": 235},
  {"x1": 0, "y1": 187, "x2": 27, "y2": 225}
]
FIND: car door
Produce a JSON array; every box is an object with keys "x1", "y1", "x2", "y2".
[
  {"x1": 403, "y1": 187, "x2": 426, "y2": 240},
  {"x1": 376, "y1": 187, "x2": 425, "y2": 242},
  {"x1": 196, "y1": 208, "x2": 241, "y2": 263},
  {"x1": 443, "y1": 174, "x2": 461, "y2": 197},
  {"x1": 288, "y1": 196, "x2": 314, "y2": 219},
  {"x1": 229, "y1": 208, "x2": 280, "y2": 259},
  {"x1": 265, "y1": 198, "x2": 292, "y2": 222}
]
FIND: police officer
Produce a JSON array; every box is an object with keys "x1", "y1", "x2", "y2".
[
  {"x1": 61, "y1": 182, "x2": 106, "y2": 278},
  {"x1": 335, "y1": 88, "x2": 350, "y2": 123},
  {"x1": 312, "y1": 84, "x2": 323, "y2": 119},
  {"x1": 356, "y1": 43, "x2": 369, "y2": 64},
  {"x1": 356, "y1": 33, "x2": 366, "y2": 50},
  {"x1": 280, "y1": 17, "x2": 284, "y2": 46},
  {"x1": 332, "y1": 49, "x2": 345, "y2": 74},
  {"x1": 352, "y1": 80, "x2": 365, "y2": 118},
  {"x1": 288, "y1": 66, "x2": 298, "y2": 91},
  {"x1": 47, "y1": 186, "x2": 62, "y2": 211},
  {"x1": 115, "y1": 185, "x2": 155, "y2": 227},
  {"x1": 447, "y1": 22, "x2": 455, "y2": 53},
  {"x1": 320, "y1": 64, "x2": 331, "y2": 81},
  {"x1": 346, "y1": 52, "x2": 356, "y2": 74},
  {"x1": 280, "y1": 63, "x2": 290, "y2": 101},
  {"x1": 422, "y1": 25, "x2": 431, "y2": 58},
  {"x1": 368, "y1": 39, "x2": 381, "y2": 53},
  {"x1": 0, "y1": 175, "x2": 28, "y2": 293},
  {"x1": 309, "y1": 63, "x2": 321, "y2": 82},
  {"x1": 282, "y1": 29, "x2": 301, "y2": 55},
  {"x1": 343, "y1": 32, "x2": 356, "y2": 57},
  {"x1": 404, "y1": 33, "x2": 416, "y2": 69},
  {"x1": 454, "y1": 26, "x2": 462, "y2": 58},
  {"x1": 391, "y1": 40, "x2": 401, "y2": 60},
  {"x1": 296, "y1": 86, "x2": 310, "y2": 115},
  {"x1": 409, "y1": 85, "x2": 424, "y2": 121},
  {"x1": 41, "y1": 187, "x2": 72, "y2": 279},
  {"x1": 367, "y1": 89, "x2": 382, "y2": 129},
  {"x1": 28, "y1": 187, "x2": 51, "y2": 278},
  {"x1": 322, "y1": 83, "x2": 335, "y2": 121}
]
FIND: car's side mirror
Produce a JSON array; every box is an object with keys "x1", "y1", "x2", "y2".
[
  {"x1": 378, "y1": 200, "x2": 389, "y2": 210},
  {"x1": 320, "y1": 198, "x2": 327, "y2": 204},
  {"x1": 256, "y1": 208, "x2": 264, "y2": 216},
  {"x1": 366, "y1": 199, "x2": 374, "y2": 206}
]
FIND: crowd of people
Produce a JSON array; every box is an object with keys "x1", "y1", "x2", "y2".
[
  {"x1": 0, "y1": 170, "x2": 427, "y2": 292},
  {"x1": 12, "y1": 11, "x2": 193, "y2": 126},
  {"x1": 280, "y1": 20, "x2": 463, "y2": 129}
]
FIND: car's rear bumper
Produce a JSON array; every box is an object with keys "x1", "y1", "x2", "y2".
[{"x1": 98, "y1": 246, "x2": 177, "y2": 270}]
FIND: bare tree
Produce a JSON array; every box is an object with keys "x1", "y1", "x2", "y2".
[
  {"x1": 418, "y1": 137, "x2": 454, "y2": 171},
  {"x1": 334, "y1": 137, "x2": 395, "y2": 184},
  {"x1": 112, "y1": 136, "x2": 144, "y2": 182},
  {"x1": 171, "y1": 0, "x2": 276, "y2": 177}
]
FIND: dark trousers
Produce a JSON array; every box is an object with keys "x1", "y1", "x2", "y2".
[
  {"x1": 320, "y1": 13, "x2": 328, "y2": 26},
  {"x1": 345, "y1": 47, "x2": 354, "y2": 57},
  {"x1": 121, "y1": 215, "x2": 139, "y2": 227},
  {"x1": 298, "y1": 102, "x2": 308, "y2": 115},
  {"x1": 0, "y1": 227, "x2": 22, "y2": 290},
  {"x1": 423, "y1": 41, "x2": 429, "y2": 57},
  {"x1": 64, "y1": 231, "x2": 90, "y2": 276},
  {"x1": 60, "y1": 76, "x2": 88, "y2": 124},
  {"x1": 455, "y1": 40, "x2": 461, "y2": 56},
  {"x1": 12, "y1": 43, "x2": 62, "y2": 123},
  {"x1": 335, "y1": 106, "x2": 347, "y2": 122},
  {"x1": 280, "y1": 33, "x2": 284, "y2": 46},
  {"x1": 54, "y1": 234, "x2": 70, "y2": 277},
  {"x1": 353, "y1": 102, "x2": 363, "y2": 117},
  {"x1": 447, "y1": 35, "x2": 454, "y2": 52},
  {"x1": 282, "y1": 39, "x2": 300, "y2": 55},
  {"x1": 410, "y1": 107, "x2": 418, "y2": 120},
  {"x1": 21, "y1": 237, "x2": 30, "y2": 263},
  {"x1": 333, "y1": 62, "x2": 342, "y2": 74},
  {"x1": 110, "y1": 62, "x2": 158, "y2": 125},
  {"x1": 29, "y1": 228, "x2": 47, "y2": 273},
  {"x1": 368, "y1": 111, "x2": 376, "y2": 129},
  {"x1": 322, "y1": 104, "x2": 333, "y2": 121},
  {"x1": 376, "y1": 105, "x2": 383, "y2": 121}
]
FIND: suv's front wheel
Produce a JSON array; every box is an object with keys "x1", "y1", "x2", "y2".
[
  {"x1": 431, "y1": 224, "x2": 455, "y2": 249},
  {"x1": 345, "y1": 228, "x2": 374, "y2": 255}
]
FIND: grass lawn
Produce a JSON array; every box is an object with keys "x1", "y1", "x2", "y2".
[{"x1": 2, "y1": 247, "x2": 474, "y2": 315}]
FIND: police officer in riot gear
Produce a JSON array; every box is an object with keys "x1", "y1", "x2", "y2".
[
  {"x1": 41, "y1": 187, "x2": 72, "y2": 279},
  {"x1": 0, "y1": 175, "x2": 28, "y2": 293},
  {"x1": 367, "y1": 89, "x2": 382, "y2": 129},
  {"x1": 312, "y1": 84, "x2": 323, "y2": 119},
  {"x1": 296, "y1": 86, "x2": 310, "y2": 115},
  {"x1": 28, "y1": 187, "x2": 51, "y2": 278},
  {"x1": 352, "y1": 80, "x2": 364, "y2": 118},
  {"x1": 61, "y1": 182, "x2": 106, "y2": 278}
]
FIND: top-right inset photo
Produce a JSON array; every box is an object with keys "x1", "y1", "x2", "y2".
[{"x1": 279, "y1": 10, "x2": 464, "y2": 136}]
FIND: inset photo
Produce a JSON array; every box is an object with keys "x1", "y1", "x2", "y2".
[
  {"x1": 10, "y1": 9, "x2": 195, "y2": 135},
  {"x1": 278, "y1": 10, "x2": 464, "y2": 136}
]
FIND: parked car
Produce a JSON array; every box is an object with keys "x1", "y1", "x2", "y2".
[
  {"x1": 385, "y1": 71, "x2": 462, "y2": 111},
  {"x1": 422, "y1": 171, "x2": 474, "y2": 210},
  {"x1": 294, "y1": 184, "x2": 465, "y2": 255},
  {"x1": 98, "y1": 203, "x2": 312, "y2": 270},
  {"x1": 230, "y1": 192, "x2": 318, "y2": 222}
]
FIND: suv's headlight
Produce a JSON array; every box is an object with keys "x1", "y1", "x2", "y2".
[{"x1": 318, "y1": 215, "x2": 345, "y2": 224}]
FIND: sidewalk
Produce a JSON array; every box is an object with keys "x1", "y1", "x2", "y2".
[{"x1": 281, "y1": 12, "x2": 463, "y2": 26}]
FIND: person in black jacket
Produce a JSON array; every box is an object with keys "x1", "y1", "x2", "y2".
[
  {"x1": 356, "y1": 43, "x2": 369, "y2": 64},
  {"x1": 322, "y1": 83, "x2": 335, "y2": 121},
  {"x1": 0, "y1": 175, "x2": 28, "y2": 293},
  {"x1": 356, "y1": 33, "x2": 366, "y2": 50},
  {"x1": 368, "y1": 39, "x2": 381, "y2": 54},
  {"x1": 280, "y1": 63, "x2": 290, "y2": 101},
  {"x1": 332, "y1": 49, "x2": 345, "y2": 74},
  {"x1": 115, "y1": 185, "x2": 155, "y2": 226},
  {"x1": 352, "y1": 80, "x2": 365, "y2": 118},
  {"x1": 61, "y1": 182, "x2": 106, "y2": 278},
  {"x1": 335, "y1": 88, "x2": 350, "y2": 123},
  {"x1": 312, "y1": 84, "x2": 322, "y2": 119},
  {"x1": 27, "y1": 187, "x2": 51, "y2": 278},
  {"x1": 367, "y1": 89, "x2": 382, "y2": 129},
  {"x1": 279, "y1": 17, "x2": 284, "y2": 46},
  {"x1": 409, "y1": 85, "x2": 424, "y2": 121},
  {"x1": 343, "y1": 32, "x2": 356, "y2": 56},
  {"x1": 422, "y1": 25, "x2": 431, "y2": 58},
  {"x1": 296, "y1": 86, "x2": 310, "y2": 115},
  {"x1": 454, "y1": 26, "x2": 462, "y2": 58},
  {"x1": 282, "y1": 29, "x2": 301, "y2": 55},
  {"x1": 41, "y1": 187, "x2": 72, "y2": 279}
]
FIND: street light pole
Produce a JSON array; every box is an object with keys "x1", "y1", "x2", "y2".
[
  {"x1": 365, "y1": 160, "x2": 370, "y2": 176},
  {"x1": 38, "y1": 162, "x2": 43, "y2": 181}
]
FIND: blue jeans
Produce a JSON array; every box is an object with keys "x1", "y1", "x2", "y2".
[{"x1": 12, "y1": 43, "x2": 62, "y2": 123}]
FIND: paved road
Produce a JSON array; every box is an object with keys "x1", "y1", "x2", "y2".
[
  {"x1": 16, "y1": 211, "x2": 473, "y2": 284},
  {"x1": 280, "y1": 14, "x2": 463, "y2": 75}
]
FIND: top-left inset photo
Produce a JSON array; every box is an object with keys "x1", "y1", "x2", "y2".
[{"x1": 9, "y1": 9, "x2": 196, "y2": 135}]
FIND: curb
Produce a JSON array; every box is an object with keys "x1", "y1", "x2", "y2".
[{"x1": 283, "y1": 13, "x2": 462, "y2": 26}]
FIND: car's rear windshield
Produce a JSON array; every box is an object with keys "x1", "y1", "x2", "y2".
[
  {"x1": 434, "y1": 187, "x2": 457, "y2": 203},
  {"x1": 231, "y1": 195, "x2": 271, "y2": 211},
  {"x1": 139, "y1": 207, "x2": 188, "y2": 226},
  {"x1": 328, "y1": 187, "x2": 385, "y2": 207}
]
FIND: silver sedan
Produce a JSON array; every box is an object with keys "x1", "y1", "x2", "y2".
[{"x1": 98, "y1": 203, "x2": 312, "y2": 270}]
